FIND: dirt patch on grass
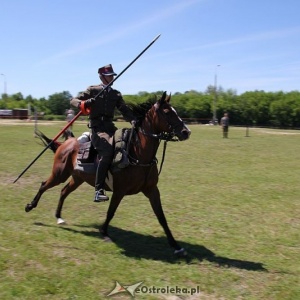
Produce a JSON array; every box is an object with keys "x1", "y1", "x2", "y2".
[
  {"x1": 252, "y1": 128, "x2": 300, "y2": 135},
  {"x1": 0, "y1": 119, "x2": 60, "y2": 126}
]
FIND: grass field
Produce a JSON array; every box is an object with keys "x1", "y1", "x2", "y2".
[{"x1": 0, "y1": 120, "x2": 299, "y2": 299}]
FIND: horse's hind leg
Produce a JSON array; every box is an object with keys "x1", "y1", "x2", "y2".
[
  {"x1": 56, "y1": 175, "x2": 84, "y2": 225},
  {"x1": 143, "y1": 186, "x2": 186, "y2": 255},
  {"x1": 25, "y1": 176, "x2": 61, "y2": 212}
]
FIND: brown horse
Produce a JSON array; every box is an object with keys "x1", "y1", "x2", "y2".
[{"x1": 25, "y1": 92, "x2": 191, "y2": 255}]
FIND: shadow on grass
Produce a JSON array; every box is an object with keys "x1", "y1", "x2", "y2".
[{"x1": 35, "y1": 222, "x2": 267, "y2": 272}]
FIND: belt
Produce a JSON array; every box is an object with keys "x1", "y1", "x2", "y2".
[{"x1": 95, "y1": 116, "x2": 113, "y2": 121}]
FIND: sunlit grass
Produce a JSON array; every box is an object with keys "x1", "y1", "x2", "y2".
[{"x1": 0, "y1": 120, "x2": 299, "y2": 299}]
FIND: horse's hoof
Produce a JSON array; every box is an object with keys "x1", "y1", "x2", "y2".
[
  {"x1": 25, "y1": 204, "x2": 32, "y2": 213},
  {"x1": 57, "y1": 218, "x2": 66, "y2": 225},
  {"x1": 174, "y1": 248, "x2": 187, "y2": 257},
  {"x1": 100, "y1": 229, "x2": 112, "y2": 242},
  {"x1": 102, "y1": 235, "x2": 112, "y2": 242}
]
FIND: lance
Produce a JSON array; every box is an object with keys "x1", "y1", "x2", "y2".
[{"x1": 13, "y1": 34, "x2": 161, "y2": 183}]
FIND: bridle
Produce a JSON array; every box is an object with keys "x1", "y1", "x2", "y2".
[
  {"x1": 127, "y1": 102, "x2": 183, "y2": 174},
  {"x1": 140, "y1": 101, "x2": 185, "y2": 140},
  {"x1": 138, "y1": 127, "x2": 179, "y2": 142}
]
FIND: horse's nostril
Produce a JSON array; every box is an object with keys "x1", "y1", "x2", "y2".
[
  {"x1": 178, "y1": 130, "x2": 190, "y2": 141},
  {"x1": 183, "y1": 129, "x2": 191, "y2": 137}
]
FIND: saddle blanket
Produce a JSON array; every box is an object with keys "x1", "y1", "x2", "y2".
[{"x1": 74, "y1": 161, "x2": 113, "y2": 191}]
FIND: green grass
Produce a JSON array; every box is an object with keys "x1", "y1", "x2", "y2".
[{"x1": 0, "y1": 120, "x2": 299, "y2": 299}]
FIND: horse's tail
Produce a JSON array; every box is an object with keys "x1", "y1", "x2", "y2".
[
  {"x1": 35, "y1": 129, "x2": 62, "y2": 153},
  {"x1": 64, "y1": 128, "x2": 75, "y2": 138}
]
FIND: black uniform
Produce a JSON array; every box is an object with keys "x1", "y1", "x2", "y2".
[{"x1": 70, "y1": 84, "x2": 135, "y2": 197}]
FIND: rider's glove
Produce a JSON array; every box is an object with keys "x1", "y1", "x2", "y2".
[
  {"x1": 83, "y1": 98, "x2": 95, "y2": 108},
  {"x1": 78, "y1": 100, "x2": 91, "y2": 115}
]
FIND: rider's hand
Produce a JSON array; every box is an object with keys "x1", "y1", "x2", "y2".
[
  {"x1": 84, "y1": 98, "x2": 95, "y2": 108},
  {"x1": 78, "y1": 101, "x2": 91, "y2": 115}
]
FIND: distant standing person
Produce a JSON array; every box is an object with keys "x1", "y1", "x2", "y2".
[
  {"x1": 220, "y1": 112, "x2": 229, "y2": 138},
  {"x1": 66, "y1": 108, "x2": 75, "y2": 129}
]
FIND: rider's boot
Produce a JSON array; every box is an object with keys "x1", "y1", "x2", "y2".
[{"x1": 94, "y1": 161, "x2": 110, "y2": 202}]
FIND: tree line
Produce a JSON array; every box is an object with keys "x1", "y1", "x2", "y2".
[{"x1": 1, "y1": 85, "x2": 300, "y2": 128}]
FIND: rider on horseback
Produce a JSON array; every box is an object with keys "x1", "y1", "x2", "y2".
[{"x1": 70, "y1": 64, "x2": 136, "y2": 202}]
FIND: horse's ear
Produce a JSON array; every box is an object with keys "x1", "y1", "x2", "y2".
[
  {"x1": 166, "y1": 93, "x2": 171, "y2": 103},
  {"x1": 159, "y1": 91, "x2": 167, "y2": 105},
  {"x1": 155, "y1": 91, "x2": 168, "y2": 110}
]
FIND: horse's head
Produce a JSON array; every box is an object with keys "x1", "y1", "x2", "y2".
[{"x1": 151, "y1": 91, "x2": 191, "y2": 141}]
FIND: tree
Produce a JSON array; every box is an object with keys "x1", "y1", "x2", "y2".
[
  {"x1": 10, "y1": 92, "x2": 24, "y2": 101},
  {"x1": 47, "y1": 91, "x2": 72, "y2": 115}
]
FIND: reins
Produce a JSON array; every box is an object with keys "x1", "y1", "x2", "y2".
[
  {"x1": 127, "y1": 125, "x2": 179, "y2": 175},
  {"x1": 125, "y1": 97, "x2": 184, "y2": 175},
  {"x1": 158, "y1": 140, "x2": 167, "y2": 176}
]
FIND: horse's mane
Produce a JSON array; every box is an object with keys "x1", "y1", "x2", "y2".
[{"x1": 127, "y1": 96, "x2": 157, "y2": 123}]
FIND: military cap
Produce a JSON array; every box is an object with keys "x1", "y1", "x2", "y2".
[{"x1": 98, "y1": 64, "x2": 117, "y2": 76}]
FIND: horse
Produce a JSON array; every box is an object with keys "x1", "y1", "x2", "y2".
[{"x1": 25, "y1": 92, "x2": 191, "y2": 255}]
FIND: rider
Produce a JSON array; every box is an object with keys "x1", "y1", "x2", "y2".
[{"x1": 70, "y1": 64, "x2": 136, "y2": 202}]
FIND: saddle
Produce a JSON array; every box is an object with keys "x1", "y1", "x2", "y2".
[
  {"x1": 76, "y1": 141, "x2": 97, "y2": 163},
  {"x1": 76, "y1": 128, "x2": 131, "y2": 171},
  {"x1": 112, "y1": 128, "x2": 130, "y2": 170}
]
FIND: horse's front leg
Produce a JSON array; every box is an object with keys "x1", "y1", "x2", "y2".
[
  {"x1": 143, "y1": 186, "x2": 186, "y2": 256},
  {"x1": 55, "y1": 176, "x2": 84, "y2": 225},
  {"x1": 100, "y1": 192, "x2": 124, "y2": 240}
]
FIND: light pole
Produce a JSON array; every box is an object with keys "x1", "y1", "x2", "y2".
[
  {"x1": 213, "y1": 65, "x2": 220, "y2": 124},
  {"x1": 0, "y1": 73, "x2": 7, "y2": 95}
]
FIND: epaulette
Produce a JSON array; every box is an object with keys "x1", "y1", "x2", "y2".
[
  {"x1": 113, "y1": 89, "x2": 122, "y2": 97},
  {"x1": 88, "y1": 84, "x2": 103, "y2": 89}
]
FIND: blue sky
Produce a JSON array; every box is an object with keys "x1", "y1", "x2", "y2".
[{"x1": 1, "y1": 0, "x2": 300, "y2": 99}]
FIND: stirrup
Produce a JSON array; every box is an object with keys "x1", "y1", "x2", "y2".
[{"x1": 94, "y1": 189, "x2": 109, "y2": 202}]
